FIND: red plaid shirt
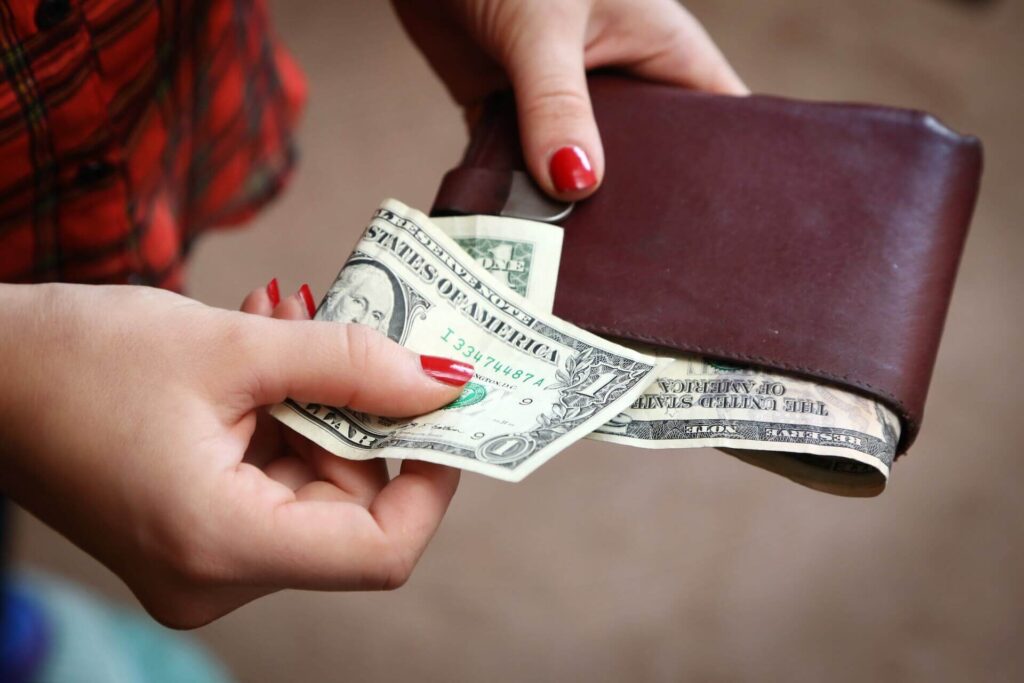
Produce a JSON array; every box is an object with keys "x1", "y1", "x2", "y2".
[{"x1": 0, "y1": 0, "x2": 305, "y2": 290}]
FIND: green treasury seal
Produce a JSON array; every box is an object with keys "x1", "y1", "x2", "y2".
[{"x1": 444, "y1": 382, "x2": 487, "y2": 410}]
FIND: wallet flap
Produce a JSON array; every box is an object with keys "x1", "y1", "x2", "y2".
[{"x1": 432, "y1": 75, "x2": 983, "y2": 453}]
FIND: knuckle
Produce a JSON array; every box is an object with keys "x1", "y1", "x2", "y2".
[
  {"x1": 380, "y1": 552, "x2": 415, "y2": 591},
  {"x1": 218, "y1": 314, "x2": 258, "y2": 361},
  {"x1": 520, "y1": 83, "x2": 592, "y2": 125},
  {"x1": 209, "y1": 313, "x2": 269, "y2": 401},
  {"x1": 193, "y1": 312, "x2": 257, "y2": 379},
  {"x1": 341, "y1": 322, "x2": 382, "y2": 375},
  {"x1": 363, "y1": 538, "x2": 416, "y2": 591}
]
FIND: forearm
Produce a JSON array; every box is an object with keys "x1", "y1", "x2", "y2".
[
  {"x1": 0, "y1": 283, "x2": 53, "y2": 466},
  {"x1": 0, "y1": 283, "x2": 96, "y2": 497},
  {"x1": 0, "y1": 283, "x2": 152, "y2": 585}
]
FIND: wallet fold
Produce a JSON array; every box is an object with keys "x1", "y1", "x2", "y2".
[{"x1": 431, "y1": 74, "x2": 983, "y2": 454}]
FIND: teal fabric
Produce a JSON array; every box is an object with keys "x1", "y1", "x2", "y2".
[{"x1": 13, "y1": 572, "x2": 232, "y2": 683}]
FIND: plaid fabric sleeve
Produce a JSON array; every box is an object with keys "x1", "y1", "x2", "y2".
[{"x1": 0, "y1": 0, "x2": 306, "y2": 291}]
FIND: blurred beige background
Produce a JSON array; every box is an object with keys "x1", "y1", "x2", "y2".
[{"x1": 13, "y1": 0, "x2": 1024, "y2": 680}]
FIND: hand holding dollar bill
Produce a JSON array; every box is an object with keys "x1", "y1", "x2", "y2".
[
  {"x1": 273, "y1": 200, "x2": 900, "y2": 495},
  {"x1": 271, "y1": 200, "x2": 668, "y2": 482}
]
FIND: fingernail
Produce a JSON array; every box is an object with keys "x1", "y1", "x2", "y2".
[
  {"x1": 549, "y1": 145, "x2": 597, "y2": 193},
  {"x1": 266, "y1": 277, "x2": 281, "y2": 307},
  {"x1": 298, "y1": 283, "x2": 316, "y2": 318},
  {"x1": 420, "y1": 355, "x2": 475, "y2": 387}
]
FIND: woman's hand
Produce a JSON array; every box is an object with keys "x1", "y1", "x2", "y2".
[
  {"x1": 393, "y1": 0, "x2": 746, "y2": 199},
  {"x1": 0, "y1": 282, "x2": 470, "y2": 628}
]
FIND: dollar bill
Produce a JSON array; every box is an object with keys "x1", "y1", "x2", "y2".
[
  {"x1": 589, "y1": 353, "x2": 899, "y2": 496},
  {"x1": 442, "y1": 213, "x2": 900, "y2": 496},
  {"x1": 270, "y1": 199, "x2": 667, "y2": 482}
]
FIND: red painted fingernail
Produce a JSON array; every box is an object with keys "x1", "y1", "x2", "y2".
[
  {"x1": 298, "y1": 283, "x2": 316, "y2": 318},
  {"x1": 266, "y1": 277, "x2": 280, "y2": 307},
  {"x1": 549, "y1": 145, "x2": 597, "y2": 193},
  {"x1": 420, "y1": 356, "x2": 475, "y2": 387}
]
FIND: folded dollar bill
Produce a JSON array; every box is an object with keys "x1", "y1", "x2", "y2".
[{"x1": 271, "y1": 200, "x2": 667, "y2": 482}]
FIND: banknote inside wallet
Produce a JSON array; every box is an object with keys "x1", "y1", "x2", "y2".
[{"x1": 431, "y1": 74, "x2": 983, "y2": 456}]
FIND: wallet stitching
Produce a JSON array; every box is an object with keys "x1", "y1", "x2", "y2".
[{"x1": 585, "y1": 324, "x2": 919, "y2": 443}]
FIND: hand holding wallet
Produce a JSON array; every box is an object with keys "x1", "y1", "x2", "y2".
[{"x1": 432, "y1": 74, "x2": 983, "y2": 469}]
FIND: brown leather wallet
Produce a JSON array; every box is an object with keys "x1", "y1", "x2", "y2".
[{"x1": 431, "y1": 74, "x2": 982, "y2": 454}]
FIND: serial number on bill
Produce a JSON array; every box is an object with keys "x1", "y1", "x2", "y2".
[{"x1": 439, "y1": 328, "x2": 546, "y2": 386}]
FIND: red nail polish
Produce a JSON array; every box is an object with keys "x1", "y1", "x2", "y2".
[
  {"x1": 298, "y1": 283, "x2": 316, "y2": 318},
  {"x1": 549, "y1": 145, "x2": 597, "y2": 193},
  {"x1": 266, "y1": 277, "x2": 281, "y2": 307},
  {"x1": 420, "y1": 356, "x2": 475, "y2": 387}
]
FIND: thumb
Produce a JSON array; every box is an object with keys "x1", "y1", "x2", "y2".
[
  {"x1": 239, "y1": 317, "x2": 473, "y2": 416},
  {"x1": 503, "y1": 14, "x2": 602, "y2": 201}
]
